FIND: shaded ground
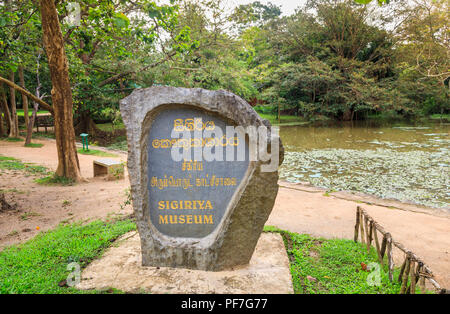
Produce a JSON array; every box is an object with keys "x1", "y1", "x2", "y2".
[{"x1": 0, "y1": 137, "x2": 449, "y2": 289}]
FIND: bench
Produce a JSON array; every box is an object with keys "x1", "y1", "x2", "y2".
[
  {"x1": 93, "y1": 158, "x2": 124, "y2": 180},
  {"x1": 35, "y1": 114, "x2": 54, "y2": 133}
]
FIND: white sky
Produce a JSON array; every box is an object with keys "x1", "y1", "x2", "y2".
[
  {"x1": 157, "y1": 0, "x2": 308, "y2": 16},
  {"x1": 228, "y1": 0, "x2": 307, "y2": 16}
]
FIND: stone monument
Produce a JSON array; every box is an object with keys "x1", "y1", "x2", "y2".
[{"x1": 120, "y1": 86, "x2": 283, "y2": 271}]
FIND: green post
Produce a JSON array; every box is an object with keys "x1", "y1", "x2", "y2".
[{"x1": 80, "y1": 133, "x2": 89, "y2": 151}]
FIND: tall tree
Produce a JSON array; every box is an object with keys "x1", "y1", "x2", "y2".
[
  {"x1": 8, "y1": 71, "x2": 18, "y2": 137},
  {"x1": 39, "y1": 0, "x2": 81, "y2": 181},
  {"x1": 18, "y1": 66, "x2": 29, "y2": 128}
]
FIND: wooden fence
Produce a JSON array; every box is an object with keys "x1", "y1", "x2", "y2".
[{"x1": 354, "y1": 206, "x2": 446, "y2": 294}]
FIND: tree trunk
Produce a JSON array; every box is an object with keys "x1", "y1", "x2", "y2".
[
  {"x1": 8, "y1": 71, "x2": 19, "y2": 137},
  {"x1": 25, "y1": 53, "x2": 43, "y2": 146},
  {"x1": 0, "y1": 86, "x2": 12, "y2": 134},
  {"x1": 342, "y1": 109, "x2": 352, "y2": 121},
  {"x1": 39, "y1": 0, "x2": 81, "y2": 181},
  {"x1": 18, "y1": 66, "x2": 29, "y2": 127},
  {"x1": 0, "y1": 105, "x2": 4, "y2": 137},
  {"x1": 25, "y1": 102, "x2": 39, "y2": 145}
]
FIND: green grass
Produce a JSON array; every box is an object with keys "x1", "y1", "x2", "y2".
[
  {"x1": 0, "y1": 155, "x2": 73, "y2": 186},
  {"x1": 429, "y1": 113, "x2": 450, "y2": 120},
  {"x1": 96, "y1": 123, "x2": 125, "y2": 132},
  {"x1": 257, "y1": 113, "x2": 308, "y2": 126},
  {"x1": 34, "y1": 174, "x2": 75, "y2": 186},
  {"x1": 16, "y1": 109, "x2": 49, "y2": 117},
  {"x1": 18, "y1": 131, "x2": 55, "y2": 140},
  {"x1": 76, "y1": 148, "x2": 118, "y2": 157},
  {"x1": 0, "y1": 156, "x2": 48, "y2": 175},
  {"x1": 0, "y1": 220, "x2": 422, "y2": 294},
  {"x1": 0, "y1": 137, "x2": 24, "y2": 142},
  {"x1": 264, "y1": 226, "x2": 404, "y2": 294},
  {"x1": 31, "y1": 132, "x2": 55, "y2": 139},
  {"x1": 0, "y1": 219, "x2": 136, "y2": 294},
  {"x1": 0, "y1": 188, "x2": 25, "y2": 194},
  {"x1": 20, "y1": 211, "x2": 42, "y2": 221},
  {"x1": 25, "y1": 143, "x2": 44, "y2": 148}
]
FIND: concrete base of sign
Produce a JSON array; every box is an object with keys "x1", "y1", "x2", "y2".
[{"x1": 76, "y1": 232, "x2": 293, "y2": 294}]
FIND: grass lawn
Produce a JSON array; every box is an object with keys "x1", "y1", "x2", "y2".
[
  {"x1": 0, "y1": 155, "x2": 48, "y2": 176},
  {"x1": 25, "y1": 143, "x2": 44, "y2": 148},
  {"x1": 0, "y1": 137, "x2": 24, "y2": 142},
  {"x1": 77, "y1": 148, "x2": 118, "y2": 157},
  {"x1": 257, "y1": 113, "x2": 309, "y2": 126},
  {"x1": 264, "y1": 226, "x2": 404, "y2": 294},
  {"x1": 15, "y1": 109, "x2": 49, "y2": 116},
  {"x1": 0, "y1": 217, "x2": 408, "y2": 294},
  {"x1": 0, "y1": 219, "x2": 135, "y2": 294},
  {"x1": 0, "y1": 155, "x2": 73, "y2": 186},
  {"x1": 15, "y1": 130, "x2": 56, "y2": 140},
  {"x1": 30, "y1": 131, "x2": 56, "y2": 139},
  {"x1": 96, "y1": 122, "x2": 125, "y2": 132},
  {"x1": 429, "y1": 113, "x2": 450, "y2": 120}
]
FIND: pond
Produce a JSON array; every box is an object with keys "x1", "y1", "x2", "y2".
[{"x1": 279, "y1": 119, "x2": 449, "y2": 209}]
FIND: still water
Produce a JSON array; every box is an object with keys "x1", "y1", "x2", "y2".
[{"x1": 279, "y1": 120, "x2": 449, "y2": 209}]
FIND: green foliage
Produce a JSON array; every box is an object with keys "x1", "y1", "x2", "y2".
[
  {"x1": 257, "y1": 113, "x2": 308, "y2": 126},
  {"x1": 231, "y1": 1, "x2": 281, "y2": 29},
  {"x1": 264, "y1": 227, "x2": 403, "y2": 294},
  {"x1": 354, "y1": 0, "x2": 390, "y2": 5},
  {"x1": 0, "y1": 219, "x2": 136, "y2": 294},
  {"x1": 1, "y1": 0, "x2": 447, "y2": 127}
]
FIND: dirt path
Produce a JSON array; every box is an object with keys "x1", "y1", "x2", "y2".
[
  {"x1": 267, "y1": 182, "x2": 450, "y2": 288},
  {"x1": 0, "y1": 138, "x2": 132, "y2": 249},
  {"x1": 1, "y1": 137, "x2": 449, "y2": 288}
]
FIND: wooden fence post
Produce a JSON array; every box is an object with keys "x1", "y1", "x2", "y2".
[
  {"x1": 360, "y1": 210, "x2": 365, "y2": 244},
  {"x1": 386, "y1": 233, "x2": 394, "y2": 282},
  {"x1": 373, "y1": 227, "x2": 383, "y2": 266},
  {"x1": 398, "y1": 257, "x2": 407, "y2": 282},
  {"x1": 407, "y1": 260, "x2": 418, "y2": 294},
  {"x1": 367, "y1": 220, "x2": 373, "y2": 253},
  {"x1": 354, "y1": 206, "x2": 360, "y2": 242},
  {"x1": 352, "y1": 206, "x2": 441, "y2": 293},
  {"x1": 400, "y1": 255, "x2": 412, "y2": 294}
]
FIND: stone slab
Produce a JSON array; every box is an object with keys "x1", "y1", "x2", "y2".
[
  {"x1": 120, "y1": 87, "x2": 283, "y2": 270},
  {"x1": 76, "y1": 232, "x2": 293, "y2": 294},
  {"x1": 93, "y1": 158, "x2": 122, "y2": 167}
]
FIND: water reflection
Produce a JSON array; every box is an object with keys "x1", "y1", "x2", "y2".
[{"x1": 279, "y1": 120, "x2": 449, "y2": 209}]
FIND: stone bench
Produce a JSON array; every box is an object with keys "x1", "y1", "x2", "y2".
[{"x1": 93, "y1": 158, "x2": 124, "y2": 180}]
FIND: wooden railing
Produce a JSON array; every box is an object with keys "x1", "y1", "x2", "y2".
[{"x1": 354, "y1": 206, "x2": 446, "y2": 294}]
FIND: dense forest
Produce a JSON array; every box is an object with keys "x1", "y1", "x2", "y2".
[{"x1": 0, "y1": 0, "x2": 448, "y2": 131}]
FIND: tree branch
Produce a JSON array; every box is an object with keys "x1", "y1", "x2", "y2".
[
  {"x1": 98, "y1": 52, "x2": 177, "y2": 87},
  {"x1": 0, "y1": 76, "x2": 53, "y2": 114}
]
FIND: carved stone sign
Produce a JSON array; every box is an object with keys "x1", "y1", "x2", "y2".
[
  {"x1": 120, "y1": 86, "x2": 283, "y2": 271},
  {"x1": 147, "y1": 107, "x2": 249, "y2": 238}
]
